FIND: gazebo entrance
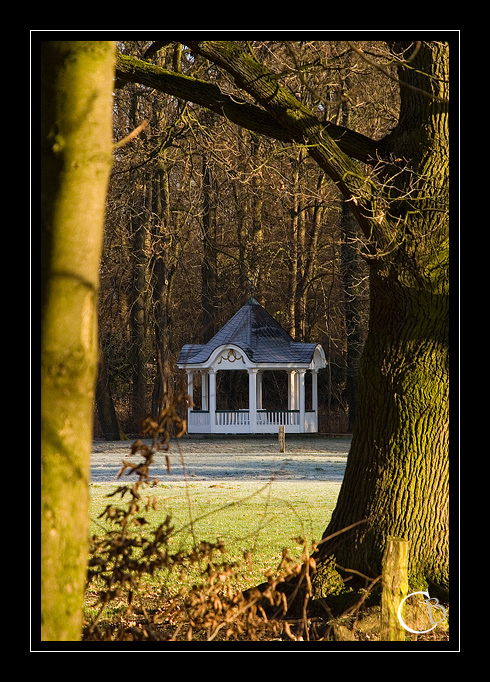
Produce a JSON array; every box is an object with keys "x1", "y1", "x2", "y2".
[{"x1": 177, "y1": 297, "x2": 326, "y2": 434}]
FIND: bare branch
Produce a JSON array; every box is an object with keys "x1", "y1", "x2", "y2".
[
  {"x1": 113, "y1": 118, "x2": 149, "y2": 149},
  {"x1": 347, "y1": 41, "x2": 448, "y2": 104}
]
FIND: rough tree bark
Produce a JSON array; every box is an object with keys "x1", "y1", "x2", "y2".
[{"x1": 317, "y1": 41, "x2": 449, "y2": 590}]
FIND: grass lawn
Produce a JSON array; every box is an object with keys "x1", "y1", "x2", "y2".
[
  {"x1": 88, "y1": 478, "x2": 341, "y2": 595},
  {"x1": 86, "y1": 478, "x2": 450, "y2": 642}
]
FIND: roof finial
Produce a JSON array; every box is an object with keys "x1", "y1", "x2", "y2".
[{"x1": 247, "y1": 278, "x2": 258, "y2": 305}]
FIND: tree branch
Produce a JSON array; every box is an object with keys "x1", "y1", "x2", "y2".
[
  {"x1": 115, "y1": 46, "x2": 394, "y2": 246},
  {"x1": 115, "y1": 52, "x2": 380, "y2": 164},
  {"x1": 181, "y1": 41, "x2": 392, "y2": 242},
  {"x1": 116, "y1": 52, "x2": 297, "y2": 142}
]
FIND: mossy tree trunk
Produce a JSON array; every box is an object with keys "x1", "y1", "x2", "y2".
[
  {"x1": 318, "y1": 41, "x2": 449, "y2": 589},
  {"x1": 41, "y1": 41, "x2": 115, "y2": 641},
  {"x1": 319, "y1": 269, "x2": 449, "y2": 587}
]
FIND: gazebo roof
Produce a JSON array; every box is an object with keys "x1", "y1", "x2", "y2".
[{"x1": 178, "y1": 297, "x2": 322, "y2": 367}]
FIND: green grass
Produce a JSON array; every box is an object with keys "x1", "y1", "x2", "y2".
[{"x1": 88, "y1": 478, "x2": 341, "y2": 593}]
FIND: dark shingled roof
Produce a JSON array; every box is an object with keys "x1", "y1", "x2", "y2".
[{"x1": 178, "y1": 297, "x2": 319, "y2": 366}]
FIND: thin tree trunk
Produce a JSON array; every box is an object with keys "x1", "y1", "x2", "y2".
[
  {"x1": 151, "y1": 160, "x2": 179, "y2": 412},
  {"x1": 250, "y1": 188, "x2": 263, "y2": 290},
  {"x1": 95, "y1": 339, "x2": 125, "y2": 440},
  {"x1": 299, "y1": 172, "x2": 323, "y2": 340},
  {"x1": 288, "y1": 158, "x2": 300, "y2": 338},
  {"x1": 339, "y1": 90, "x2": 363, "y2": 431},
  {"x1": 201, "y1": 156, "x2": 218, "y2": 343},
  {"x1": 129, "y1": 198, "x2": 148, "y2": 429}
]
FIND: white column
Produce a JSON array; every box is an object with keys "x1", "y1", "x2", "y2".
[
  {"x1": 288, "y1": 370, "x2": 297, "y2": 410},
  {"x1": 312, "y1": 369, "x2": 318, "y2": 412},
  {"x1": 249, "y1": 369, "x2": 257, "y2": 433},
  {"x1": 256, "y1": 371, "x2": 263, "y2": 410},
  {"x1": 312, "y1": 369, "x2": 319, "y2": 432},
  {"x1": 186, "y1": 371, "x2": 194, "y2": 402},
  {"x1": 201, "y1": 371, "x2": 209, "y2": 411},
  {"x1": 298, "y1": 369, "x2": 306, "y2": 433},
  {"x1": 209, "y1": 369, "x2": 216, "y2": 432},
  {"x1": 186, "y1": 371, "x2": 194, "y2": 431}
]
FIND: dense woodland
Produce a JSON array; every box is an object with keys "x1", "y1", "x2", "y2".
[{"x1": 96, "y1": 40, "x2": 401, "y2": 438}]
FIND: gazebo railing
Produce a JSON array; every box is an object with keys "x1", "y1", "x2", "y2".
[
  {"x1": 188, "y1": 410, "x2": 210, "y2": 428},
  {"x1": 215, "y1": 410, "x2": 250, "y2": 427},
  {"x1": 257, "y1": 409, "x2": 300, "y2": 426},
  {"x1": 188, "y1": 408, "x2": 309, "y2": 432},
  {"x1": 215, "y1": 409, "x2": 301, "y2": 428}
]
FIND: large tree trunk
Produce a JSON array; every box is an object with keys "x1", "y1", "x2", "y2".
[
  {"x1": 318, "y1": 269, "x2": 449, "y2": 588},
  {"x1": 318, "y1": 41, "x2": 450, "y2": 590},
  {"x1": 41, "y1": 41, "x2": 115, "y2": 641}
]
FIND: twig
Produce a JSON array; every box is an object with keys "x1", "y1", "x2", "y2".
[
  {"x1": 347, "y1": 42, "x2": 447, "y2": 104},
  {"x1": 113, "y1": 119, "x2": 149, "y2": 149},
  {"x1": 316, "y1": 518, "x2": 368, "y2": 546}
]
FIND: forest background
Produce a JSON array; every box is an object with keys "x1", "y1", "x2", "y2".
[{"x1": 96, "y1": 39, "x2": 397, "y2": 438}]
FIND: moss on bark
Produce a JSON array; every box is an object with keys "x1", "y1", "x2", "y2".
[{"x1": 41, "y1": 41, "x2": 115, "y2": 642}]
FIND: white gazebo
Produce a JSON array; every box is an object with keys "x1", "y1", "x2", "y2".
[{"x1": 177, "y1": 297, "x2": 326, "y2": 434}]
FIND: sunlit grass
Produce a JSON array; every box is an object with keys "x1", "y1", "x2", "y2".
[{"x1": 88, "y1": 479, "x2": 341, "y2": 593}]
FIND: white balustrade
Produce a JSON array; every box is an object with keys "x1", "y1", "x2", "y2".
[
  {"x1": 216, "y1": 410, "x2": 250, "y2": 427},
  {"x1": 188, "y1": 410, "x2": 210, "y2": 429},
  {"x1": 187, "y1": 408, "x2": 316, "y2": 434},
  {"x1": 257, "y1": 410, "x2": 300, "y2": 426}
]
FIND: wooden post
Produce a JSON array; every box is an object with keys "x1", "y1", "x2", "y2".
[
  {"x1": 381, "y1": 537, "x2": 409, "y2": 641},
  {"x1": 278, "y1": 425, "x2": 285, "y2": 453}
]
